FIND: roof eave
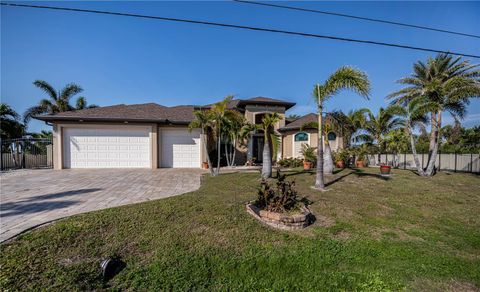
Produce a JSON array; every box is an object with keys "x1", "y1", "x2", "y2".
[{"x1": 33, "y1": 116, "x2": 192, "y2": 125}]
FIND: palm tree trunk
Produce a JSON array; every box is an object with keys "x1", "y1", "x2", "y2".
[
  {"x1": 216, "y1": 125, "x2": 221, "y2": 176},
  {"x1": 428, "y1": 112, "x2": 437, "y2": 162},
  {"x1": 315, "y1": 104, "x2": 325, "y2": 190},
  {"x1": 408, "y1": 127, "x2": 425, "y2": 176},
  {"x1": 425, "y1": 111, "x2": 441, "y2": 176},
  {"x1": 262, "y1": 135, "x2": 272, "y2": 179},
  {"x1": 324, "y1": 140, "x2": 334, "y2": 175},
  {"x1": 231, "y1": 138, "x2": 236, "y2": 166},
  {"x1": 224, "y1": 142, "x2": 230, "y2": 167},
  {"x1": 202, "y1": 129, "x2": 215, "y2": 176}
]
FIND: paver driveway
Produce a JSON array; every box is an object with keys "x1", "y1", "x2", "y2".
[{"x1": 0, "y1": 168, "x2": 205, "y2": 242}]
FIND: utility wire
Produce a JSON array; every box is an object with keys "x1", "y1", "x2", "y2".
[
  {"x1": 1, "y1": 2, "x2": 479, "y2": 59},
  {"x1": 234, "y1": 0, "x2": 480, "y2": 39}
]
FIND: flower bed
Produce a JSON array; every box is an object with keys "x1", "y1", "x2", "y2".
[{"x1": 246, "y1": 203, "x2": 313, "y2": 230}]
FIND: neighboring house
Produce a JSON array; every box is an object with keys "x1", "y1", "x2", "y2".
[{"x1": 35, "y1": 97, "x2": 343, "y2": 169}]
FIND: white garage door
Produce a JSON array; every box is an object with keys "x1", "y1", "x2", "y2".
[
  {"x1": 161, "y1": 128, "x2": 201, "y2": 168},
  {"x1": 63, "y1": 126, "x2": 151, "y2": 168}
]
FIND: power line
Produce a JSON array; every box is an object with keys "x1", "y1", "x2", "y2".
[
  {"x1": 234, "y1": 0, "x2": 480, "y2": 39},
  {"x1": 1, "y1": 2, "x2": 479, "y2": 59}
]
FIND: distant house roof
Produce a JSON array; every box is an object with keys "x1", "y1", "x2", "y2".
[
  {"x1": 203, "y1": 96, "x2": 295, "y2": 110},
  {"x1": 278, "y1": 113, "x2": 318, "y2": 132},
  {"x1": 237, "y1": 97, "x2": 295, "y2": 110},
  {"x1": 34, "y1": 103, "x2": 196, "y2": 124}
]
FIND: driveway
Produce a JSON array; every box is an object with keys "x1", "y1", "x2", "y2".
[{"x1": 0, "y1": 168, "x2": 205, "y2": 242}]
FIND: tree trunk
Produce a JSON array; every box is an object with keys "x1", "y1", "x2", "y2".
[
  {"x1": 216, "y1": 126, "x2": 221, "y2": 176},
  {"x1": 425, "y1": 111, "x2": 442, "y2": 176},
  {"x1": 231, "y1": 138, "x2": 236, "y2": 166},
  {"x1": 261, "y1": 135, "x2": 272, "y2": 179},
  {"x1": 315, "y1": 104, "x2": 325, "y2": 190},
  {"x1": 408, "y1": 127, "x2": 425, "y2": 176},
  {"x1": 202, "y1": 129, "x2": 215, "y2": 176},
  {"x1": 428, "y1": 112, "x2": 437, "y2": 161},
  {"x1": 323, "y1": 140, "x2": 334, "y2": 175},
  {"x1": 224, "y1": 142, "x2": 230, "y2": 167}
]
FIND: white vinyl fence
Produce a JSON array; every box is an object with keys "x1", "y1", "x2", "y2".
[{"x1": 366, "y1": 153, "x2": 480, "y2": 173}]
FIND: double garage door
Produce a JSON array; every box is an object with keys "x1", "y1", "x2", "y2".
[{"x1": 63, "y1": 126, "x2": 200, "y2": 168}]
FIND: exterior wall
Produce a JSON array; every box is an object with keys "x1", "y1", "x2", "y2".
[
  {"x1": 244, "y1": 105, "x2": 286, "y2": 130},
  {"x1": 281, "y1": 129, "x2": 344, "y2": 159},
  {"x1": 244, "y1": 105, "x2": 286, "y2": 161},
  {"x1": 53, "y1": 122, "x2": 160, "y2": 169}
]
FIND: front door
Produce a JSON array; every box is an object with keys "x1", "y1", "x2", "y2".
[{"x1": 252, "y1": 136, "x2": 264, "y2": 163}]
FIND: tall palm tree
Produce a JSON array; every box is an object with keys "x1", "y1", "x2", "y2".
[
  {"x1": 210, "y1": 95, "x2": 234, "y2": 176},
  {"x1": 1, "y1": 103, "x2": 25, "y2": 139},
  {"x1": 75, "y1": 96, "x2": 98, "y2": 110},
  {"x1": 312, "y1": 66, "x2": 370, "y2": 190},
  {"x1": 257, "y1": 113, "x2": 282, "y2": 179},
  {"x1": 388, "y1": 53, "x2": 480, "y2": 176},
  {"x1": 23, "y1": 80, "x2": 92, "y2": 123},
  {"x1": 362, "y1": 106, "x2": 404, "y2": 164},
  {"x1": 397, "y1": 97, "x2": 435, "y2": 175},
  {"x1": 189, "y1": 109, "x2": 215, "y2": 176}
]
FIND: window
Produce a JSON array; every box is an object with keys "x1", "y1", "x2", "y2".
[
  {"x1": 327, "y1": 132, "x2": 337, "y2": 141},
  {"x1": 294, "y1": 132, "x2": 308, "y2": 142}
]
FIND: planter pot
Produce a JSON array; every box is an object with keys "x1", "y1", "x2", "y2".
[
  {"x1": 202, "y1": 162, "x2": 209, "y2": 169},
  {"x1": 303, "y1": 161, "x2": 313, "y2": 170},
  {"x1": 335, "y1": 160, "x2": 345, "y2": 168},
  {"x1": 246, "y1": 203, "x2": 314, "y2": 230},
  {"x1": 356, "y1": 160, "x2": 365, "y2": 168},
  {"x1": 380, "y1": 165, "x2": 391, "y2": 175}
]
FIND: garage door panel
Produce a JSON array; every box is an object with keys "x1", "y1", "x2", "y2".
[
  {"x1": 161, "y1": 129, "x2": 200, "y2": 168},
  {"x1": 64, "y1": 126, "x2": 151, "y2": 169}
]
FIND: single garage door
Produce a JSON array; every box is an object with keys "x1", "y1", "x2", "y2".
[
  {"x1": 161, "y1": 128, "x2": 201, "y2": 168},
  {"x1": 63, "y1": 126, "x2": 151, "y2": 168}
]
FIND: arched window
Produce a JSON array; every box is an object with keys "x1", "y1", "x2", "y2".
[
  {"x1": 294, "y1": 132, "x2": 309, "y2": 142},
  {"x1": 327, "y1": 132, "x2": 337, "y2": 141}
]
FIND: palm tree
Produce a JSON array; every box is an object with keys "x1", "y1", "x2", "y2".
[
  {"x1": 23, "y1": 80, "x2": 93, "y2": 123},
  {"x1": 75, "y1": 96, "x2": 98, "y2": 110},
  {"x1": 210, "y1": 95, "x2": 234, "y2": 176},
  {"x1": 397, "y1": 97, "x2": 435, "y2": 175},
  {"x1": 1, "y1": 103, "x2": 25, "y2": 139},
  {"x1": 300, "y1": 115, "x2": 341, "y2": 175},
  {"x1": 312, "y1": 66, "x2": 370, "y2": 190},
  {"x1": 257, "y1": 113, "x2": 282, "y2": 179},
  {"x1": 362, "y1": 106, "x2": 404, "y2": 165},
  {"x1": 223, "y1": 110, "x2": 247, "y2": 167},
  {"x1": 388, "y1": 53, "x2": 480, "y2": 176},
  {"x1": 329, "y1": 108, "x2": 370, "y2": 147},
  {"x1": 189, "y1": 109, "x2": 215, "y2": 176}
]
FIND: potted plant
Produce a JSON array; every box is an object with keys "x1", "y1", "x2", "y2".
[
  {"x1": 300, "y1": 144, "x2": 316, "y2": 170},
  {"x1": 356, "y1": 151, "x2": 366, "y2": 168},
  {"x1": 333, "y1": 150, "x2": 348, "y2": 168},
  {"x1": 380, "y1": 164, "x2": 391, "y2": 175}
]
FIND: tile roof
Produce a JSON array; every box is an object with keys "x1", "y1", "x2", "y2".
[
  {"x1": 278, "y1": 113, "x2": 318, "y2": 131},
  {"x1": 34, "y1": 103, "x2": 196, "y2": 124}
]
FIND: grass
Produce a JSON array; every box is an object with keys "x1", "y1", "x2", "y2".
[{"x1": 1, "y1": 168, "x2": 479, "y2": 291}]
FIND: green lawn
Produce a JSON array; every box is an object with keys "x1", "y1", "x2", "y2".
[{"x1": 1, "y1": 168, "x2": 479, "y2": 291}]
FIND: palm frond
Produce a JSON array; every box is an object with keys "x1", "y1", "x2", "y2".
[{"x1": 33, "y1": 80, "x2": 57, "y2": 100}]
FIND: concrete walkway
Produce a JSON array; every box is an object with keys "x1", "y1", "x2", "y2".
[{"x1": 0, "y1": 168, "x2": 205, "y2": 242}]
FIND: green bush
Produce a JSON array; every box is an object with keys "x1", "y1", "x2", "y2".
[
  {"x1": 301, "y1": 144, "x2": 316, "y2": 163},
  {"x1": 277, "y1": 157, "x2": 303, "y2": 168}
]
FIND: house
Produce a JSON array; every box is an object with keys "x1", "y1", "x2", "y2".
[{"x1": 35, "y1": 97, "x2": 344, "y2": 169}]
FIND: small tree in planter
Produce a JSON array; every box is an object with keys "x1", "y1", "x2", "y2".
[
  {"x1": 355, "y1": 149, "x2": 367, "y2": 168},
  {"x1": 246, "y1": 173, "x2": 314, "y2": 230},
  {"x1": 300, "y1": 144, "x2": 316, "y2": 170}
]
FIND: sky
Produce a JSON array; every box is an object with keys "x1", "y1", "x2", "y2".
[{"x1": 1, "y1": 1, "x2": 480, "y2": 132}]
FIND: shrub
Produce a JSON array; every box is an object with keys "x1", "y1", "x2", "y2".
[
  {"x1": 277, "y1": 157, "x2": 303, "y2": 168},
  {"x1": 255, "y1": 173, "x2": 299, "y2": 213}
]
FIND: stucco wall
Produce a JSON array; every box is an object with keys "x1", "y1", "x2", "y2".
[{"x1": 281, "y1": 129, "x2": 344, "y2": 159}]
